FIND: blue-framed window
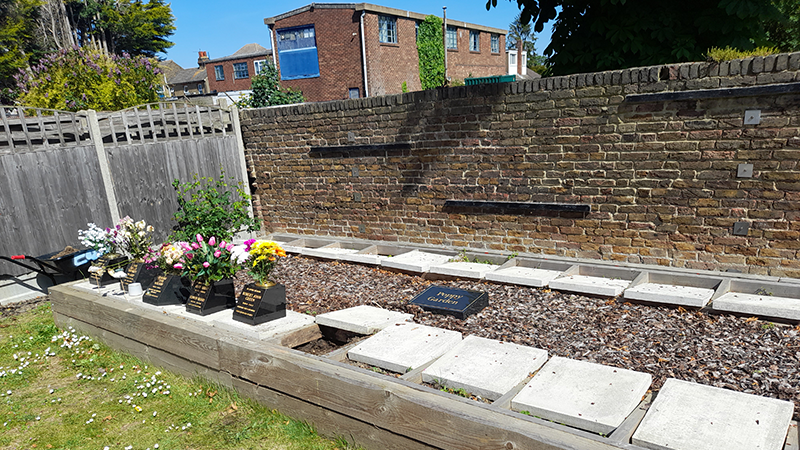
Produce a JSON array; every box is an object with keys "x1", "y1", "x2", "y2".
[
  {"x1": 491, "y1": 34, "x2": 499, "y2": 53},
  {"x1": 379, "y1": 15, "x2": 397, "y2": 43},
  {"x1": 277, "y1": 25, "x2": 320, "y2": 80},
  {"x1": 469, "y1": 30, "x2": 479, "y2": 52},
  {"x1": 446, "y1": 26, "x2": 457, "y2": 49},
  {"x1": 233, "y1": 62, "x2": 249, "y2": 79}
]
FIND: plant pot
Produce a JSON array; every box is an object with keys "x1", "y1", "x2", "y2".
[
  {"x1": 185, "y1": 278, "x2": 236, "y2": 316},
  {"x1": 143, "y1": 274, "x2": 192, "y2": 306},
  {"x1": 121, "y1": 260, "x2": 162, "y2": 292},
  {"x1": 233, "y1": 282, "x2": 287, "y2": 326},
  {"x1": 89, "y1": 254, "x2": 129, "y2": 286}
]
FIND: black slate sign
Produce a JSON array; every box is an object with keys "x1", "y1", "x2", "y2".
[
  {"x1": 409, "y1": 285, "x2": 488, "y2": 319},
  {"x1": 143, "y1": 274, "x2": 189, "y2": 306}
]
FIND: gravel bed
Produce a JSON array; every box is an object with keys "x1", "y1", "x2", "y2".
[{"x1": 261, "y1": 255, "x2": 800, "y2": 420}]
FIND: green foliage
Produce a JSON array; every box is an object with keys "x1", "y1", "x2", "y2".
[
  {"x1": 706, "y1": 46, "x2": 780, "y2": 61},
  {"x1": 417, "y1": 15, "x2": 445, "y2": 90},
  {"x1": 170, "y1": 169, "x2": 260, "y2": 243},
  {"x1": 15, "y1": 47, "x2": 160, "y2": 111},
  {"x1": 528, "y1": 54, "x2": 550, "y2": 76},
  {"x1": 487, "y1": 0, "x2": 788, "y2": 75},
  {"x1": 507, "y1": 12, "x2": 536, "y2": 54},
  {"x1": 401, "y1": 81, "x2": 408, "y2": 93},
  {"x1": 765, "y1": 0, "x2": 800, "y2": 52},
  {"x1": 0, "y1": 0, "x2": 41, "y2": 102},
  {"x1": 241, "y1": 62, "x2": 304, "y2": 108}
]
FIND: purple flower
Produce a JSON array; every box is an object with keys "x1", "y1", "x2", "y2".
[
  {"x1": 202, "y1": 262, "x2": 210, "y2": 268},
  {"x1": 244, "y1": 239, "x2": 256, "y2": 251}
]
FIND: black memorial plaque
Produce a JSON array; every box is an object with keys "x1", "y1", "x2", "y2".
[
  {"x1": 185, "y1": 279, "x2": 235, "y2": 316},
  {"x1": 143, "y1": 274, "x2": 190, "y2": 306},
  {"x1": 119, "y1": 262, "x2": 161, "y2": 292},
  {"x1": 89, "y1": 255, "x2": 128, "y2": 286},
  {"x1": 120, "y1": 262, "x2": 139, "y2": 291},
  {"x1": 409, "y1": 285, "x2": 488, "y2": 319},
  {"x1": 233, "y1": 283, "x2": 287, "y2": 325}
]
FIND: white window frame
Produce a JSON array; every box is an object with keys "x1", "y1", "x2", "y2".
[
  {"x1": 254, "y1": 60, "x2": 267, "y2": 76},
  {"x1": 379, "y1": 15, "x2": 398, "y2": 44},
  {"x1": 214, "y1": 65, "x2": 224, "y2": 81},
  {"x1": 233, "y1": 62, "x2": 249, "y2": 79},
  {"x1": 491, "y1": 34, "x2": 499, "y2": 53},
  {"x1": 469, "y1": 30, "x2": 479, "y2": 52}
]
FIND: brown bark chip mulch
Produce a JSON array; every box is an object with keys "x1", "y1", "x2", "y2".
[{"x1": 266, "y1": 255, "x2": 800, "y2": 420}]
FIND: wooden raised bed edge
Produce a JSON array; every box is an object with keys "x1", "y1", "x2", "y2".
[{"x1": 49, "y1": 283, "x2": 647, "y2": 450}]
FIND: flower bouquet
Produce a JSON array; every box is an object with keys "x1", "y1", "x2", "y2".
[
  {"x1": 112, "y1": 217, "x2": 158, "y2": 292},
  {"x1": 78, "y1": 222, "x2": 128, "y2": 286},
  {"x1": 141, "y1": 242, "x2": 191, "y2": 306},
  {"x1": 177, "y1": 234, "x2": 238, "y2": 315},
  {"x1": 231, "y1": 239, "x2": 288, "y2": 325}
]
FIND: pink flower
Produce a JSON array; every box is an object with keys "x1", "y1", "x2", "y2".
[
  {"x1": 209, "y1": 237, "x2": 216, "y2": 246},
  {"x1": 244, "y1": 239, "x2": 256, "y2": 251},
  {"x1": 214, "y1": 250, "x2": 221, "y2": 258},
  {"x1": 226, "y1": 244, "x2": 234, "y2": 251},
  {"x1": 196, "y1": 234, "x2": 203, "y2": 243},
  {"x1": 186, "y1": 253, "x2": 193, "y2": 259},
  {"x1": 191, "y1": 242, "x2": 200, "y2": 250},
  {"x1": 173, "y1": 263, "x2": 183, "y2": 269},
  {"x1": 202, "y1": 262, "x2": 210, "y2": 268},
  {"x1": 220, "y1": 241, "x2": 227, "y2": 248}
]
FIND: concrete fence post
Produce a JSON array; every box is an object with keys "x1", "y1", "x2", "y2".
[
  {"x1": 229, "y1": 105, "x2": 257, "y2": 238},
  {"x1": 86, "y1": 109, "x2": 120, "y2": 224}
]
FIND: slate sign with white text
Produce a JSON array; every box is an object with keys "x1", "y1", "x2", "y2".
[{"x1": 409, "y1": 286, "x2": 488, "y2": 319}]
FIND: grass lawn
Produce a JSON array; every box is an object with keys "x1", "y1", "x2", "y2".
[{"x1": 0, "y1": 301, "x2": 359, "y2": 450}]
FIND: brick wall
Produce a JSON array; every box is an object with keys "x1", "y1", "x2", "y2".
[
  {"x1": 446, "y1": 27, "x2": 506, "y2": 81},
  {"x1": 363, "y1": 13, "x2": 422, "y2": 95},
  {"x1": 273, "y1": 8, "x2": 364, "y2": 102},
  {"x1": 207, "y1": 56, "x2": 269, "y2": 93},
  {"x1": 240, "y1": 52, "x2": 800, "y2": 277}
]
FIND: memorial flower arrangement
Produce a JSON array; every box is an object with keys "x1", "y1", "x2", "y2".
[
  {"x1": 144, "y1": 242, "x2": 186, "y2": 275},
  {"x1": 116, "y1": 216, "x2": 155, "y2": 261},
  {"x1": 78, "y1": 223, "x2": 118, "y2": 255},
  {"x1": 176, "y1": 234, "x2": 236, "y2": 283},
  {"x1": 232, "y1": 239, "x2": 287, "y2": 287}
]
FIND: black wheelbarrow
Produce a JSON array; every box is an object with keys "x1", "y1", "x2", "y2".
[{"x1": 0, "y1": 248, "x2": 101, "y2": 285}]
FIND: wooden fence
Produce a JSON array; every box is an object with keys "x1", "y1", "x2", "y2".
[{"x1": 0, "y1": 102, "x2": 248, "y2": 277}]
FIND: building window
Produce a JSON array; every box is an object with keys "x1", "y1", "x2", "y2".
[
  {"x1": 469, "y1": 30, "x2": 479, "y2": 52},
  {"x1": 348, "y1": 88, "x2": 360, "y2": 99},
  {"x1": 254, "y1": 60, "x2": 267, "y2": 75},
  {"x1": 379, "y1": 15, "x2": 397, "y2": 43},
  {"x1": 510, "y1": 52, "x2": 517, "y2": 65},
  {"x1": 197, "y1": 84, "x2": 204, "y2": 94},
  {"x1": 183, "y1": 85, "x2": 189, "y2": 95},
  {"x1": 491, "y1": 34, "x2": 500, "y2": 53},
  {"x1": 214, "y1": 65, "x2": 224, "y2": 81},
  {"x1": 446, "y1": 26, "x2": 457, "y2": 49},
  {"x1": 233, "y1": 62, "x2": 249, "y2": 79},
  {"x1": 415, "y1": 22, "x2": 419, "y2": 41},
  {"x1": 276, "y1": 25, "x2": 320, "y2": 80}
]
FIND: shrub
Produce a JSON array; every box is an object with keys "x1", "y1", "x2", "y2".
[
  {"x1": 241, "y1": 62, "x2": 304, "y2": 108},
  {"x1": 706, "y1": 46, "x2": 780, "y2": 62},
  {"x1": 417, "y1": 15, "x2": 445, "y2": 90},
  {"x1": 14, "y1": 47, "x2": 161, "y2": 111},
  {"x1": 170, "y1": 169, "x2": 260, "y2": 243}
]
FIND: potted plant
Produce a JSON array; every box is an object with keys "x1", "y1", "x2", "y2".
[
  {"x1": 178, "y1": 234, "x2": 238, "y2": 316},
  {"x1": 78, "y1": 222, "x2": 129, "y2": 286},
  {"x1": 115, "y1": 217, "x2": 159, "y2": 291},
  {"x1": 142, "y1": 242, "x2": 191, "y2": 306},
  {"x1": 230, "y1": 239, "x2": 288, "y2": 325}
]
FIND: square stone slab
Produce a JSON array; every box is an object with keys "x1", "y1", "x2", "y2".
[
  {"x1": 422, "y1": 335, "x2": 548, "y2": 400},
  {"x1": 302, "y1": 247, "x2": 361, "y2": 260},
  {"x1": 511, "y1": 356, "x2": 652, "y2": 435},
  {"x1": 381, "y1": 250, "x2": 453, "y2": 273},
  {"x1": 549, "y1": 275, "x2": 632, "y2": 297},
  {"x1": 713, "y1": 292, "x2": 800, "y2": 321},
  {"x1": 211, "y1": 310, "x2": 315, "y2": 341},
  {"x1": 315, "y1": 305, "x2": 413, "y2": 334},
  {"x1": 486, "y1": 266, "x2": 565, "y2": 287},
  {"x1": 624, "y1": 283, "x2": 716, "y2": 308},
  {"x1": 632, "y1": 378, "x2": 794, "y2": 450},
  {"x1": 348, "y1": 322, "x2": 462, "y2": 373},
  {"x1": 340, "y1": 253, "x2": 388, "y2": 265},
  {"x1": 429, "y1": 261, "x2": 499, "y2": 279}
]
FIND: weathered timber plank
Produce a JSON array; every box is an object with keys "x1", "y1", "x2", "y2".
[
  {"x1": 218, "y1": 337, "x2": 638, "y2": 450},
  {"x1": 268, "y1": 323, "x2": 323, "y2": 348},
  {"x1": 232, "y1": 377, "x2": 436, "y2": 450}
]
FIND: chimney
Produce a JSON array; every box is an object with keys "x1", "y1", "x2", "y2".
[{"x1": 198, "y1": 51, "x2": 209, "y2": 67}]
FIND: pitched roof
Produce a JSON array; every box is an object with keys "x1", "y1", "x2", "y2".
[
  {"x1": 159, "y1": 60, "x2": 184, "y2": 80},
  {"x1": 206, "y1": 44, "x2": 272, "y2": 64},
  {"x1": 167, "y1": 67, "x2": 207, "y2": 85}
]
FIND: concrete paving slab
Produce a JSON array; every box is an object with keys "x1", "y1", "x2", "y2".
[
  {"x1": 340, "y1": 245, "x2": 415, "y2": 266},
  {"x1": 347, "y1": 322, "x2": 462, "y2": 373},
  {"x1": 632, "y1": 378, "x2": 794, "y2": 450},
  {"x1": 0, "y1": 272, "x2": 53, "y2": 305},
  {"x1": 549, "y1": 275, "x2": 633, "y2": 297},
  {"x1": 428, "y1": 261, "x2": 500, "y2": 279},
  {"x1": 211, "y1": 310, "x2": 316, "y2": 341},
  {"x1": 380, "y1": 250, "x2": 454, "y2": 273},
  {"x1": 421, "y1": 335, "x2": 548, "y2": 400},
  {"x1": 486, "y1": 266, "x2": 565, "y2": 287},
  {"x1": 624, "y1": 283, "x2": 716, "y2": 308},
  {"x1": 302, "y1": 247, "x2": 361, "y2": 260},
  {"x1": 315, "y1": 305, "x2": 413, "y2": 334},
  {"x1": 511, "y1": 356, "x2": 652, "y2": 435},
  {"x1": 713, "y1": 292, "x2": 800, "y2": 321}
]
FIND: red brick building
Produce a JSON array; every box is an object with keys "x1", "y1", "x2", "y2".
[
  {"x1": 204, "y1": 44, "x2": 273, "y2": 94},
  {"x1": 264, "y1": 3, "x2": 507, "y2": 102}
]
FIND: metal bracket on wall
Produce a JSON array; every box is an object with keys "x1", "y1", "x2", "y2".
[
  {"x1": 737, "y1": 163, "x2": 754, "y2": 178},
  {"x1": 732, "y1": 221, "x2": 750, "y2": 236}
]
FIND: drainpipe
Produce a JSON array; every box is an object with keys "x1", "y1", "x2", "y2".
[
  {"x1": 360, "y1": 11, "x2": 369, "y2": 97},
  {"x1": 443, "y1": 6, "x2": 448, "y2": 83},
  {"x1": 268, "y1": 25, "x2": 277, "y2": 67}
]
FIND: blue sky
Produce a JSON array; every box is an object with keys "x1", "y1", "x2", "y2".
[{"x1": 165, "y1": 0, "x2": 552, "y2": 68}]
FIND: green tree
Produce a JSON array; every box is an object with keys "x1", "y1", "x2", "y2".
[
  {"x1": 417, "y1": 15, "x2": 445, "y2": 90},
  {"x1": 507, "y1": 12, "x2": 536, "y2": 54},
  {"x1": 487, "y1": 0, "x2": 782, "y2": 75},
  {"x1": 765, "y1": 0, "x2": 800, "y2": 51},
  {"x1": 245, "y1": 62, "x2": 304, "y2": 108},
  {"x1": 0, "y1": 0, "x2": 42, "y2": 103}
]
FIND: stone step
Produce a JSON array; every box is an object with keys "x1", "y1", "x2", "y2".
[
  {"x1": 485, "y1": 257, "x2": 574, "y2": 287},
  {"x1": 428, "y1": 261, "x2": 500, "y2": 280},
  {"x1": 380, "y1": 250, "x2": 455, "y2": 274},
  {"x1": 511, "y1": 356, "x2": 652, "y2": 435},
  {"x1": 624, "y1": 272, "x2": 722, "y2": 308},
  {"x1": 339, "y1": 245, "x2": 415, "y2": 266},
  {"x1": 347, "y1": 322, "x2": 462, "y2": 373},
  {"x1": 550, "y1": 265, "x2": 641, "y2": 297},
  {"x1": 421, "y1": 335, "x2": 548, "y2": 401},
  {"x1": 303, "y1": 242, "x2": 373, "y2": 260},
  {"x1": 632, "y1": 378, "x2": 794, "y2": 450},
  {"x1": 315, "y1": 305, "x2": 413, "y2": 334},
  {"x1": 711, "y1": 279, "x2": 800, "y2": 321}
]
